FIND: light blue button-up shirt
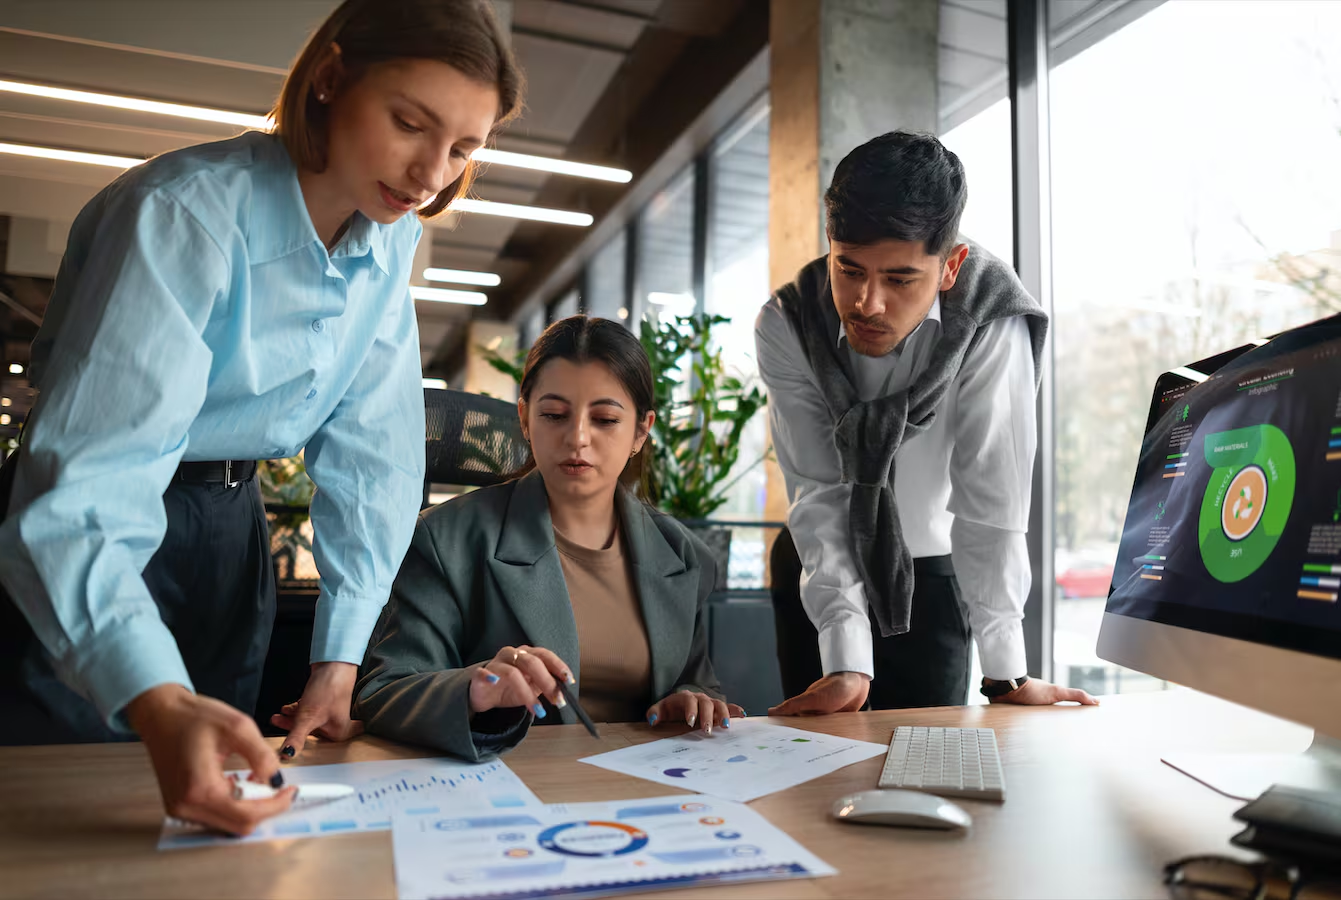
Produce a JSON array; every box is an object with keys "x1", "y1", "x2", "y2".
[{"x1": 0, "y1": 131, "x2": 427, "y2": 729}]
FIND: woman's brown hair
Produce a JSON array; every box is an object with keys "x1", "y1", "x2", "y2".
[{"x1": 272, "y1": 0, "x2": 523, "y2": 218}]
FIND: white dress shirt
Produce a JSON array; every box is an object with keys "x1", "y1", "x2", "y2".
[{"x1": 755, "y1": 289, "x2": 1037, "y2": 681}]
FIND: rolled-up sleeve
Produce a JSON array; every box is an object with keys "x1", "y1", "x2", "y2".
[
  {"x1": 303, "y1": 274, "x2": 425, "y2": 665},
  {"x1": 0, "y1": 188, "x2": 228, "y2": 729}
]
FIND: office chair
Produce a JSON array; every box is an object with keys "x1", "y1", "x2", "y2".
[{"x1": 423, "y1": 388, "x2": 531, "y2": 504}]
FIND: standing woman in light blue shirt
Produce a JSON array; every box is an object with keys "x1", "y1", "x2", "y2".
[{"x1": 0, "y1": 0, "x2": 521, "y2": 835}]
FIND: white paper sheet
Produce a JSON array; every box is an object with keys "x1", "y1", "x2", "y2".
[
  {"x1": 158, "y1": 757, "x2": 539, "y2": 850},
  {"x1": 392, "y1": 794, "x2": 835, "y2": 900},
  {"x1": 578, "y1": 719, "x2": 887, "y2": 802}
]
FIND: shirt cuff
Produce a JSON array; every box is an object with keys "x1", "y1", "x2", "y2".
[
  {"x1": 311, "y1": 591, "x2": 387, "y2": 664},
  {"x1": 75, "y1": 613, "x2": 195, "y2": 733},
  {"x1": 817, "y1": 615, "x2": 875, "y2": 679},
  {"x1": 976, "y1": 623, "x2": 1028, "y2": 681}
]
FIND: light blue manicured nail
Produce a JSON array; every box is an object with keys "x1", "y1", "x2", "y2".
[
  {"x1": 648, "y1": 713, "x2": 659, "y2": 725},
  {"x1": 485, "y1": 673, "x2": 500, "y2": 684},
  {"x1": 723, "y1": 717, "x2": 730, "y2": 728},
  {"x1": 533, "y1": 703, "x2": 547, "y2": 719}
]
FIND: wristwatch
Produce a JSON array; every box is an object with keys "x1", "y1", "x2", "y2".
[{"x1": 979, "y1": 675, "x2": 1030, "y2": 698}]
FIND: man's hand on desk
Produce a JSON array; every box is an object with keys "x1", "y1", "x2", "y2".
[
  {"x1": 766, "y1": 671, "x2": 871, "y2": 716},
  {"x1": 127, "y1": 683, "x2": 296, "y2": 835},
  {"x1": 987, "y1": 677, "x2": 1099, "y2": 706},
  {"x1": 271, "y1": 661, "x2": 364, "y2": 759}
]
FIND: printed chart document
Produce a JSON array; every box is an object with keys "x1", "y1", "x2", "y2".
[
  {"x1": 159, "y1": 757, "x2": 539, "y2": 850},
  {"x1": 391, "y1": 794, "x2": 835, "y2": 900},
  {"x1": 579, "y1": 720, "x2": 886, "y2": 802}
]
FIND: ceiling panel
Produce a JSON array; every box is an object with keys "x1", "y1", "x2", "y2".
[
  {"x1": 512, "y1": 0, "x2": 647, "y2": 49},
  {"x1": 508, "y1": 33, "x2": 625, "y2": 144}
]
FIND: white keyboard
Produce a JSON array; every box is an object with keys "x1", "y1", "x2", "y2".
[{"x1": 877, "y1": 726, "x2": 1006, "y2": 801}]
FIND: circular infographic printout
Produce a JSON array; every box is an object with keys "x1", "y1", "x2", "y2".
[
  {"x1": 1198, "y1": 424, "x2": 1295, "y2": 582},
  {"x1": 537, "y1": 821, "x2": 649, "y2": 858}
]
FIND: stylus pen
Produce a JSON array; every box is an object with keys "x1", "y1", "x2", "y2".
[{"x1": 556, "y1": 680, "x2": 600, "y2": 739}]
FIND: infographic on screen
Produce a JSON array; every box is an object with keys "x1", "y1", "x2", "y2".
[
  {"x1": 1107, "y1": 318, "x2": 1341, "y2": 661},
  {"x1": 1197, "y1": 424, "x2": 1295, "y2": 583}
]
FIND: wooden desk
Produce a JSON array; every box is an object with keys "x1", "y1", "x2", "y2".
[{"x1": 0, "y1": 689, "x2": 1312, "y2": 900}]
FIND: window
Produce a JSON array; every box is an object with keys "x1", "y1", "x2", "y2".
[
  {"x1": 1049, "y1": 0, "x2": 1341, "y2": 694},
  {"x1": 706, "y1": 101, "x2": 771, "y2": 586},
  {"x1": 585, "y1": 231, "x2": 628, "y2": 325},
  {"x1": 637, "y1": 167, "x2": 697, "y2": 324}
]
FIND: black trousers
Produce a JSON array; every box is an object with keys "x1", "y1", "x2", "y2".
[
  {"x1": 0, "y1": 475, "x2": 276, "y2": 745},
  {"x1": 771, "y1": 527, "x2": 971, "y2": 709}
]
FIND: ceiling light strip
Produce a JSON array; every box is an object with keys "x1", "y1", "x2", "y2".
[
  {"x1": 0, "y1": 80, "x2": 629, "y2": 182},
  {"x1": 409, "y1": 286, "x2": 488, "y2": 306},
  {"x1": 0, "y1": 141, "x2": 142, "y2": 168},
  {"x1": 423, "y1": 268, "x2": 501, "y2": 286},
  {"x1": 471, "y1": 148, "x2": 630, "y2": 183},
  {"x1": 449, "y1": 198, "x2": 592, "y2": 227},
  {"x1": 0, "y1": 79, "x2": 269, "y2": 128}
]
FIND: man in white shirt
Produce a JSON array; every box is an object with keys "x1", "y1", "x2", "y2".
[{"x1": 756, "y1": 131, "x2": 1097, "y2": 713}]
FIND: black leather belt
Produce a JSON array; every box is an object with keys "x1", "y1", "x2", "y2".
[{"x1": 175, "y1": 459, "x2": 257, "y2": 487}]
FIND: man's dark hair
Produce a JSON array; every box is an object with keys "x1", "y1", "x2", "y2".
[{"x1": 824, "y1": 130, "x2": 967, "y2": 257}]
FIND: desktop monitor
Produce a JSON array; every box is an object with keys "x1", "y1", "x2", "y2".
[{"x1": 1097, "y1": 313, "x2": 1341, "y2": 799}]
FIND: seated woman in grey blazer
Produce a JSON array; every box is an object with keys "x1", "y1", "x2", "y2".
[{"x1": 355, "y1": 316, "x2": 743, "y2": 759}]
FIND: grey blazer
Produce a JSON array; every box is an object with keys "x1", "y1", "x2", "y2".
[{"x1": 355, "y1": 470, "x2": 723, "y2": 761}]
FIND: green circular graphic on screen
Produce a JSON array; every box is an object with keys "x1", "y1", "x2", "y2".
[{"x1": 1198, "y1": 424, "x2": 1295, "y2": 582}]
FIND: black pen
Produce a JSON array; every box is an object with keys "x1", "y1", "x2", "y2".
[{"x1": 556, "y1": 680, "x2": 600, "y2": 738}]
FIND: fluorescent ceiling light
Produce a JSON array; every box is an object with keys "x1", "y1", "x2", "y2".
[
  {"x1": 472, "y1": 148, "x2": 630, "y2": 183},
  {"x1": 423, "y1": 267, "x2": 501, "y2": 287},
  {"x1": 422, "y1": 378, "x2": 448, "y2": 389},
  {"x1": 0, "y1": 79, "x2": 270, "y2": 129},
  {"x1": 449, "y1": 198, "x2": 592, "y2": 227},
  {"x1": 0, "y1": 141, "x2": 141, "y2": 169},
  {"x1": 410, "y1": 286, "x2": 488, "y2": 306},
  {"x1": 0, "y1": 414, "x2": 9, "y2": 425},
  {"x1": 0, "y1": 80, "x2": 628, "y2": 183}
]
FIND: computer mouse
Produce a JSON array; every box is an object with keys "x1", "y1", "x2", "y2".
[{"x1": 832, "y1": 789, "x2": 972, "y2": 831}]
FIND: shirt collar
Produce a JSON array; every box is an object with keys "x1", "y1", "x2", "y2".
[
  {"x1": 246, "y1": 133, "x2": 390, "y2": 275},
  {"x1": 836, "y1": 296, "x2": 943, "y2": 351}
]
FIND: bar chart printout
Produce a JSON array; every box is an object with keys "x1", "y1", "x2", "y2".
[{"x1": 158, "y1": 757, "x2": 539, "y2": 850}]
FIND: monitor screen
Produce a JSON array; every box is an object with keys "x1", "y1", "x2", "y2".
[{"x1": 1105, "y1": 314, "x2": 1341, "y2": 663}]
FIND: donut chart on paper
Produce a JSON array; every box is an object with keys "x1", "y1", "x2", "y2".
[
  {"x1": 537, "y1": 821, "x2": 649, "y2": 858},
  {"x1": 1198, "y1": 424, "x2": 1295, "y2": 582}
]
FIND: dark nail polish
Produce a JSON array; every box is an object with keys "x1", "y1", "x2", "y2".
[
  {"x1": 269, "y1": 771, "x2": 285, "y2": 789},
  {"x1": 280, "y1": 745, "x2": 296, "y2": 760}
]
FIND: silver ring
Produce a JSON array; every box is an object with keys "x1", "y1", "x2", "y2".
[{"x1": 512, "y1": 650, "x2": 522, "y2": 665}]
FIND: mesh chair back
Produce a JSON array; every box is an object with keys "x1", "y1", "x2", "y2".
[{"x1": 424, "y1": 388, "x2": 531, "y2": 488}]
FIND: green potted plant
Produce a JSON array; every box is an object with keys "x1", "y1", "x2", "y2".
[
  {"x1": 638, "y1": 313, "x2": 768, "y2": 587},
  {"x1": 257, "y1": 454, "x2": 316, "y2": 582}
]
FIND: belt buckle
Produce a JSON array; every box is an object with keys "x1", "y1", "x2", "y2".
[{"x1": 224, "y1": 460, "x2": 240, "y2": 489}]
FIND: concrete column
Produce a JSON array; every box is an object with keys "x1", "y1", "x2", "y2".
[
  {"x1": 764, "y1": 0, "x2": 939, "y2": 543},
  {"x1": 768, "y1": 0, "x2": 938, "y2": 288}
]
